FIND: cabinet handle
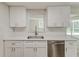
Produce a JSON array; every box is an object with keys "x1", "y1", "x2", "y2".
[
  {"x1": 66, "y1": 48, "x2": 67, "y2": 52},
  {"x1": 34, "y1": 48, "x2": 37, "y2": 52},
  {"x1": 36, "y1": 48, "x2": 37, "y2": 52},
  {"x1": 11, "y1": 48, "x2": 15, "y2": 52},
  {"x1": 11, "y1": 48, "x2": 13, "y2": 52},
  {"x1": 14, "y1": 48, "x2": 15, "y2": 51}
]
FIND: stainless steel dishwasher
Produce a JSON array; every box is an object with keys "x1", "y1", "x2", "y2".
[{"x1": 48, "y1": 41, "x2": 65, "y2": 57}]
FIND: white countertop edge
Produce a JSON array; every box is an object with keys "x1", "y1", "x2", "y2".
[
  {"x1": 2, "y1": 35, "x2": 77, "y2": 41},
  {"x1": 3, "y1": 39, "x2": 74, "y2": 41}
]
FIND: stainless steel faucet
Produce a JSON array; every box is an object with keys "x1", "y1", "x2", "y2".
[
  {"x1": 27, "y1": 25, "x2": 44, "y2": 39},
  {"x1": 35, "y1": 25, "x2": 38, "y2": 35}
]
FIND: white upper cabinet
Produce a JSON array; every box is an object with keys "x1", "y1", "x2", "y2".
[
  {"x1": 10, "y1": 7, "x2": 27, "y2": 27},
  {"x1": 47, "y1": 6, "x2": 70, "y2": 27}
]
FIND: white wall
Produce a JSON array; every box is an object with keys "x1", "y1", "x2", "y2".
[{"x1": 0, "y1": 3, "x2": 10, "y2": 56}]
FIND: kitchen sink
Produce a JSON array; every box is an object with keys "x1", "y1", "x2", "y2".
[{"x1": 27, "y1": 36, "x2": 44, "y2": 39}]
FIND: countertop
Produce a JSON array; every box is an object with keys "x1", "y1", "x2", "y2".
[{"x1": 2, "y1": 35, "x2": 77, "y2": 41}]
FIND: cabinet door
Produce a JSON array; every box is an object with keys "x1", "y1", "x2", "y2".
[
  {"x1": 47, "y1": 6, "x2": 70, "y2": 27},
  {"x1": 14, "y1": 47, "x2": 23, "y2": 57},
  {"x1": 5, "y1": 47, "x2": 23, "y2": 57},
  {"x1": 5, "y1": 47, "x2": 14, "y2": 57},
  {"x1": 36, "y1": 48, "x2": 47, "y2": 57},
  {"x1": 10, "y1": 7, "x2": 26, "y2": 27},
  {"x1": 65, "y1": 40, "x2": 77, "y2": 57},
  {"x1": 24, "y1": 48, "x2": 35, "y2": 57},
  {"x1": 35, "y1": 41, "x2": 47, "y2": 47},
  {"x1": 4, "y1": 41, "x2": 24, "y2": 57}
]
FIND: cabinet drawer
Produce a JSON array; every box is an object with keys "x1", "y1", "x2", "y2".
[
  {"x1": 65, "y1": 41, "x2": 76, "y2": 48},
  {"x1": 24, "y1": 41, "x2": 47, "y2": 47},
  {"x1": 5, "y1": 41, "x2": 23, "y2": 47},
  {"x1": 24, "y1": 41, "x2": 34, "y2": 47},
  {"x1": 35, "y1": 41, "x2": 47, "y2": 47}
]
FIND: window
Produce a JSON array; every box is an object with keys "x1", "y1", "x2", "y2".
[
  {"x1": 28, "y1": 10, "x2": 45, "y2": 33},
  {"x1": 67, "y1": 16, "x2": 79, "y2": 35},
  {"x1": 72, "y1": 19, "x2": 79, "y2": 35}
]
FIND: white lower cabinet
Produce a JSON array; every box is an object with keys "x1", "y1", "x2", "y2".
[
  {"x1": 4, "y1": 40, "x2": 77, "y2": 57},
  {"x1": 24, "y1": 47, "x2": 47, "y2": 57},
  {"x1": 65, "y1": 40, "x2": 77, "y2": 57},
  {"x1": 5, "y1": 47, "x2": 13, "y2": 57},
  {"x1": 24, "y1": 41, "x2": 47, "y2": 57},
  {"x1": 36, "y1": 48, "x2": 47, "y2": 57},
  {"x1": 4, "y1": 41, "x2": 24, "y2": 57},
  {"x1": 5, "y1": 47, "x2": 23, "y2": 57},
  {"x1": 24, "y1": 48, "x2": 35, "y2": 57},
  {"x1": 14, "y1": 47, "x2": 24, "y2": 57},
  {"x1": 4, "y1": 40, "x2": 47, "y2": 57}
]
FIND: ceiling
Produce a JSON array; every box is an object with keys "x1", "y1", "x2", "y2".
[{"x1": 5, "y1": 2, "x2": 79, "y2": 9}]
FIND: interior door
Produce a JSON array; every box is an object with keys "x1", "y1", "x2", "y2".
[
  {"x1": 65, "y1": 40, "x2": 77, "y2": 57},
  {"x1": 24, "y1": 47, "x2": 35, "y2": 57},
  {"x1": 36, "y1": 48, "x2": 47, "y2": 57}
]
